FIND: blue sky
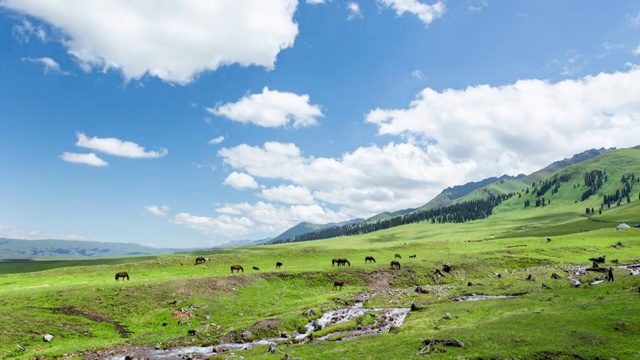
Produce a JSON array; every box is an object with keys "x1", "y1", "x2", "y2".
[{"x1": 2, "y1": 1, "x2": 640, "y2": 248}]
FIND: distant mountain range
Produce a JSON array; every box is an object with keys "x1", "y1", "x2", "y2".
[
  {"x1": 268, "y1": 147, "x2": 616, "y2": 244},
  {"x1": 2, "y1": 147, "x2": 619, "y2": 256},
  {"x1": 0, "y1": 238, "x2": 175, "y2": 259}
]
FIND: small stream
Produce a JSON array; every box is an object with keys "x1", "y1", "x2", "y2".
[
  {"x1": 620, "y1": 264, "x2": 640, "y2": 275},
  {"x1": 106, "y1": 301, "x2": 409, "y2": 359},
  {"x1": 452, "y1": 294, "x2": 517, "y2": 301}
]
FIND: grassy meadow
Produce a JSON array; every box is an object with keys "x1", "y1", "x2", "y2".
[{"x1": 1, "y1": 198, "x2": 640, "y2": 359}]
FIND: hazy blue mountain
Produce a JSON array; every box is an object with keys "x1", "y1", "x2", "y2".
[{"x1": 0, "y1": 238, "x2": 176, "y2": 259}]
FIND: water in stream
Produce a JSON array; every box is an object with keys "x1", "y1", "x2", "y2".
[{"x1": 105, "y1": 302, "x2": 410, "y2": 359}]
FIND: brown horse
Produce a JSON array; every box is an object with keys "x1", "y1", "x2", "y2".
[
  {"x1": 115, "y1": 272, "x2": 129, "y2": 281},
  {"x1": 230, "y1": 265, "x2": 244, "y2": 273},
  {"x1": 335, "y1": 258, "x2": 350, "y2": 266},
  {"x1": 390, "y1": 261, "x2": 401, "y2": 269},
  {"x1": 395, "y1": 254, "x2": 402, "y2": 259},
  {"x1": 365, "y1": 256, "x2": 376, "y2": 263},
  {"x1": 276, "y1": 261, "x2": 283, "y2": 269},
  {"x1": 333, "y1": 280, "x2": 344, "y2": 290},
  {"x1": 195, "y1": 256, "x2": 206, "y2": 265}
]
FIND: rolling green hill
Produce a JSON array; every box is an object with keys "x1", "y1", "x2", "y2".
[
  {"x1": 2, "y1": 147, "x2": 640, "y2": 359},
  {"x1": 275, "y1": 146, "x2": 640, "y2": 244}
]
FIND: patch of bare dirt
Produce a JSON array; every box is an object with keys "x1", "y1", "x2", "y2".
[
  {"x1": 49, "y1": 306, "x2": 128, "y2": 338},
  {"x1": 170, "y1": 308, "x2": 195, "y2": 320},
  {"x1": 249, "y1": 318, "x2": 283, "y2": 331},
  {"x1": 363, "y1": 270, "x2": 396, "y2": 292}
]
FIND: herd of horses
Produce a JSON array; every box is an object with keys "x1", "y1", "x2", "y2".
[{"x1": 115, "y1": 253, "x2": 424, "y2": 290}]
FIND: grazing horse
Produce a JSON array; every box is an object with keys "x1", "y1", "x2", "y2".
[
  {"x1": 588, "y1": 255, "x2": 606, "y2": 264},
  {"x1": 276, "y1": 262, "x2": 283, "y2": 269},
  {"x1": 252, "y1": 266, "x2": 260, "y2": 270},
  {"x1": 365, "y1": 256, "x2": 376, "y2": 263},
  {"x1": 390, "y1": 260, "x2": 401, "y2": 269},
  {"x1": 335, "y1": 258, "x2": 350, "y2": 266},
  {"x1": 443, "y1": 263, "x2": 452, "y2": 273},
  {"x1": 195, "y1": 256, "x2": 206, "y2": 265},
  {"x1": 115, "y1": 272, "x2": 129, "y2": 281},
  {"x1": 434, "y1": 269, "x2": 445, "y2": 277},
  {"x1": 395, "y1": 254, "x2": 402, "y2": 259},
  {"x1": 333, "y1": 280, "x2": 344, "y2": 290},
  {"x1": 332, "y1": 258, "x2": 338, "y2": 266},
  {"x1": 409, "y1": 254, "x2": 416, "y2": 258},
  {"x1": 230, "y1": 265, "x2": 244, "y2": 273}
]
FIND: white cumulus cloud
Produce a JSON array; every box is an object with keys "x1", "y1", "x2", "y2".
[
  {"x1": 257, "y1": 185, "x2": 315, "y2": 204},
  {"x1": 191, "y1": 201, "x2": 347, "y2": 238},
  {"x1": 1, "y1": 0, "x2": 299, "y2": 84},
  {"x1": 208, "y1": 136, "x2": 225, "y2": 145},
  {"x1": 75, "y1": 132, "x2": 167, "y2": 159},
  {"x1": 366, "y1": 68, "x2": 640, "y2": 176},
  {"x1": 207, "y1": 87, "x2": 323, "y2": 128},
  {"x1": 145, "y1": 205, "x2": 171, "y2": 217},
  {"x1": 347, "y1": 2, "x2": 363, "y2": 20},
  {"x1": 223, "y1": 172, "x2": 259, "y2": 190},
  {"x1": 60, "y1": 152, "x2": 108, "y2": 167},
  {"x1": 380, "y1": 0, "x2": 446, "y2": 25}
]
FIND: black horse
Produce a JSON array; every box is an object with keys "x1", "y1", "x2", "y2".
[
  {"x1": 395, "y1": 254, "x2": 402, "y2": 259},
  {"x1": 115, "y1": 272, "x2": 129, "y2": 281},
  {"x1": 276, "y1": 262, "x2": 283, "y2": 269},
  {"x1": 252, "y1": 266, "x2": 260, "y2": 270},
  {"x1": 390, "y1": 261, "x2": 401, "y2": 269},
  {"x1": 195, "y1": 257, "x2": 206, "y2": 265},
  {"x1": 230, "y1": 265, "x2": 244, "y2": 273},
  {"x1": 335, "y1": 258, "x2": 350, "y2": 266},
  {"x1": 409, "y1": 254, "x2": 416, "y2": 258},
  {"x1": 333, "y1": 280, "x2": 344, "y2": 290},
  {"x1": 365, "y1": 256, "x2": 376, "y2": 263}
]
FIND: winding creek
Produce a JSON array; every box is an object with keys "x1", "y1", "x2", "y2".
[
  {"x1": 106, "y1": 301, "x2": 410, "y2": 359},
  {"x1": 96, "y1": 264, "x2": 640, "y2": 359}
]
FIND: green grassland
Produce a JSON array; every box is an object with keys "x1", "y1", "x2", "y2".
[{"x1": 2, "y1": 148, "x2": 640, "y2": 359}]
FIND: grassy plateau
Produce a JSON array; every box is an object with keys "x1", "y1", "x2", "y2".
[{"x1": 2, "y1": 148, "x2": 640, "y2": 359}]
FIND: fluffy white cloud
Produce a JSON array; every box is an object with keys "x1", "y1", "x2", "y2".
[
  {"x1": 207, "y1": 87, "x2": 323, "y2": 128},
  {"x1": 632, "y1": 45, "x2": 640, "y2": 56},
  {"x1": 223, "y1": 172, "x2": 259, "y2": 190},
  {"x1": 220, "y1": 67, "x2": 640, "y2": 220},
  {"x1": 366, "y1": 68, "x2": 640, "y2": 176},
  {"x1": 172, "y1": 200, "x2": 348, "y2": 239},
  {"x1": 76, "y1": 132, "x2": 167, "y2": 159},
  {"x1": 347, "y1": 2, "x2": 362, "y2": 20},
  {"x1": 1, "y1": 0, "x2": 298, "y2": 84},
  {"x1": 208, "y1": 136, "x2": 225, "y2": 145},
  {"x1": 173, "y1": 212, "x2": 255, "y2": 237},
  {"x1": 219, "y1": 141, "x2": 475, "y2": 217},
  {"x1": 306, "y1": 0, "x2": 325, "y2": 4},
  {"x1": 257, "y1": 185, "x2": 315, "y2": 204},
  {"x1": 60, "y1": 152, "x2": 108, "y2": 167},
  {"x1": 145, "y1": 205, "x2": 171, "y2": 217},
  {"x1": 380, "y1": 0, "x2": 446, "y2": 25},
  {"x1": 22, "y1": 57, "x2": 68, "y2": 74}
]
